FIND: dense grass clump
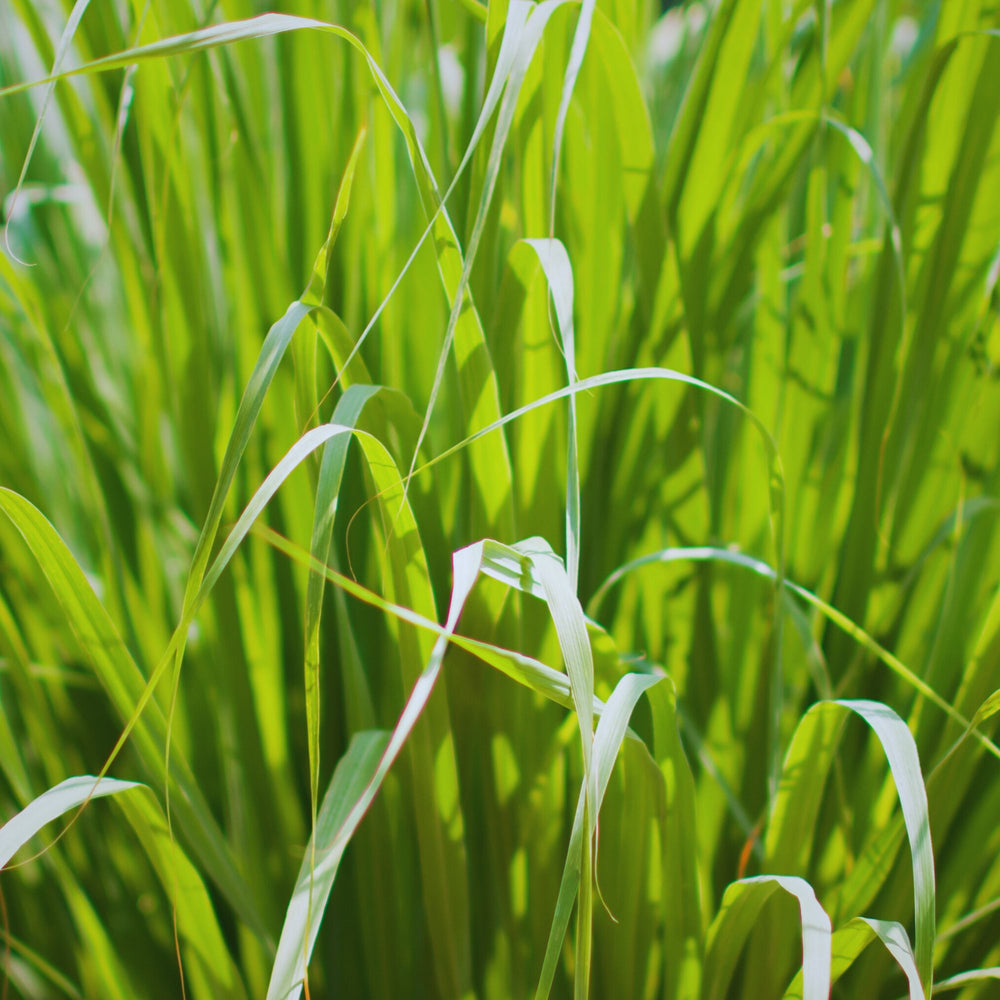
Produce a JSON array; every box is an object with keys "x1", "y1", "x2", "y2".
[{"x1": 1, "y1": 0, "x2": 1000, "y2": 997}]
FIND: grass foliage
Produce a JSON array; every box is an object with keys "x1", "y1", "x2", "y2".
[{"x1": 1, "y1": 0, "x2": 1000, "y2": 996}]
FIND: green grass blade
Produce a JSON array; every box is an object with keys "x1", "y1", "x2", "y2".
[
  {"x1": 506, "y1": 538, "x2": 594, "y2": 808},
  {"x1": 933, "y1": 968, "x2": 1000, "y2": 993},
  {"x1": 0, "y1": 775, "x2": 139, "y2": 868},
  {"x1": 858, "y1": 919, "x2": 923, "y2": 1000},
  {"x1": 781, "y1": 917, "x2": 921, "y2": 1000},
  {"x1": 589, "y1": 545, "x2": 999, "y2": 758},
  {"x1": 534, "y1": 670, "x2": 664, "y2": 999},
  {"x1": 836, "y1": 700, "x2": 936, "y2": 994},
  {"x1": 115, "y1": 790, "x2": 249, "y2": 1000},
  {"x1": 703, "y1": 875, "x2": 832, "y2": 1000},
  {"x1": 266, "y1": 731, "x2": 391, "y2": 1000},
  {"x1": 521, "y1": 239, "x2": 581, "y2": 592},
  {"x1": 2, "y1": 0, "x2": 91, "y2": 260},
  {"x1": 0, "y1": 489, "x2": 268, "y2": 943},
  {"x1": 764, "y1": 699, "x2": 936, "y2": 993}
]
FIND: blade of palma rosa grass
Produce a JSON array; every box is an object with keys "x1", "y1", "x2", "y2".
[
  {"x1": 521, "y1": 240, "x2": 581, "y2": 593},
  {"x1": 801, "y1": 702, "x2": 935, "y2": 995},
  {"x1": 0, "y1": 14, "x2": 538, "y2": 988},
  {"x1": 589, "y1": 546, "x2": 1000, "y2": 760},
  {"x1": 0, "y1": 776, "x2": 139, "y2": 869},
  {"x1": 490, "y1": 539, "x2": 595, "y2": 997},
  {"x1": 420, "y1": 366, "x2": 786, "y2": 549},
  {"x1": 703, "y1": 875, "x2": 832, "y2": 1000},
  {"x1": 255, "y1": 522, "x2": 701, "y2": 1000},
  {"x1": 781, "y1": 917, "x2": 922, "y2": 1000},
  {"x1": 0, "y1": 776, "x2": 247, "y2": 999},
  {"x1": 761, "y1": 698, "x2": 936, "y2": 994},
  {"x1": 266, "y1": 731, "x2": 390, "y2": 1000},
  {"x1": 532, "y1": 670, "x2": 668, "y2": 1000},
  {"x1": 0, "y1": 488, "x2": 271, "y2": 944},
  {"x1": 1, "y1": 0, "x2": 91, "y2": 262},
  {"x1": 932, "y1": 968, "x2": 1000, "y2": 993}
]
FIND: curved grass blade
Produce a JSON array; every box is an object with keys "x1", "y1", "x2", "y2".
[
  {"x1": 0, "y1": 490, "x2": 269, "y2": 942},
  {"x1": 589, "y1": 545, "x2": 998, "y2": 758},
  {"x1": 0, "y1": 15, "x2": 383, "y2": 96},
  {"x1": 0, "y1": 775, "x2": 139, "y2": 869},
  {"x1": 838, "y1": 701, "x2": 936, "y2": 995},
  {"x1": 766, "y1": 700, "x2": 936, "y2": 995},
  {"x1": 48, "y1": 416, "x2": 468, "y2": 973},
  {"x1": 501, "y1": 538, "x2": 594, "y2": 811},
  {"x1": 531, "y1": 672, "x2": 703, "y2": 999},
  {"x1": 257, "y1": 521, "x2": 607, "y2": 718},
  {"x1": 781, "y1": 917, "x2": 921, "y2": 1000},
  {"x1": 417, "y1": 366, "x2": 786, "y2": 568},
  {"x1": 3, "y1": 426, "x2": 409, "y2": 954},
  {"x1": 933, "y1": 968, "x2": 1000, "y2": 993},
  {"x1": 703, "y1": 875, "x2": 832, "y2": 1000},
  {"x1": 859, "y1": 919, "x2": 923, "y2": 1000}
]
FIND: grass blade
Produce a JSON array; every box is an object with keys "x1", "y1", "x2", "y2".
[
  {"x1": 0, "y1": 775, "x2": 139, "y2": 869},
  {"x1": 266, "y1": 731, "x2": 390, "y2": 1000}
]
